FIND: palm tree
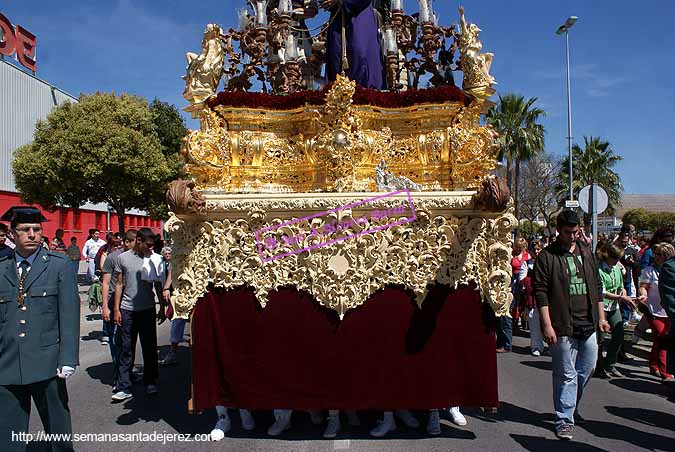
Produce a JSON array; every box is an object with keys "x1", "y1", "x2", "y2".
[
  {"x1": 555, "y1": 136, "x2": 623, "y2": 215},
  {"x1": 486, "y1": 94, "x2": 546, "y2": 218}
]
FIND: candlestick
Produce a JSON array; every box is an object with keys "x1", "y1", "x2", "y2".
[
  {"x1": 254, "y1": 0, "x2": 268, "y2": 27},
  {"x1": 384, "y1": 27, "x2": 398, "y2": 54},
  {"x1": 418, "y1": 0, "x2": 430, "y2": 23},
  {"x1": 285, "y1": 34, "x2": 298, "y2": 61},
  {"x1": 391, "y1": 0, "x2": 403, "y2": 11}
]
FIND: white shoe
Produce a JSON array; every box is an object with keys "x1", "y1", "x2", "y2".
[
  {"x1": 323, "y1": 414, "x2": 341, "y2": 439},
  {"x1": 239, "y1": 409, "x2": 255, "y2": 430},
  {"x1": 427, "y1": 410, "x2": 441, "y2": 435},
  {"x1": 369, "y1": 416, "x2": 396, "y2": 437},
  {"x1": 267, "y1": 414, "x2": 291, "y2": 436},
  {"x1": 532, "y1": 350, "x2": 541, "y2": 357},
  {"x1": 395, "y1": 409, "x2": 420, "y2": 428},
  {"x1": 346, "y1": 410, "x2": 360, "y2": 426},
  {"x1": 145, "y1": 384, "x2": 159, "y2": 395},
  {"x1": 211, "y1": 414, "x2": 231, "y2": 440},
  {"x1": 111, "y1": 391, "x2": 133, "y2": 402},
  {"x1": 448, "y1": 406, "x2": 467, "y2": 426},
  {"x1": 100, "y1": 336, "x2": 109, "y2": 345},
  {"x1": 160, "y1": 351, "x2": 178, "y2": 366},
  {"x1": 309, "y1": 410, "x2": 323, "y2": 425}
]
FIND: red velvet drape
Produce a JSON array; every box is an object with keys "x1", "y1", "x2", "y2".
[{"x1": 191, "y1": 285, "x2": 498, "y2": 411}]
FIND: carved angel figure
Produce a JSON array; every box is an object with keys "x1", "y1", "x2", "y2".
[
  {"x1": 183, "y1": 24, "x2": 227, "y2": 104},
  {"x1": 458, "y1": 6, "x2": 495, "y2": 88}
]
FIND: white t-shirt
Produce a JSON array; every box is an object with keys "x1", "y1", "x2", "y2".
[{"x1": 639, "y1": 266, "x2": 667, "y2": 318}]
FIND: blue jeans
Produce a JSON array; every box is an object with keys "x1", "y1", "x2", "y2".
[
  {"x1": 170, "y1": 318, "x2": 186, "y2": 344},
  {"x1": 103, "y1": 320, "x2": 122, "y2": 390},
  {"x1": 497, "y1": 315, "x2": 513, "y2": 350},
  {"x1": 551, "y1": 333, "x2": 598, "y2": 428}
]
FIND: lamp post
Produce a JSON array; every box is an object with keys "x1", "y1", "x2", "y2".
[{"x1": 556, "y1": 16, "x2": 578, "y2": 203}]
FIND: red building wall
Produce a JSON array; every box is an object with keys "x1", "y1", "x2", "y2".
[{"x1": 0, "y1": 191, "x2": 162, "y2": 253}]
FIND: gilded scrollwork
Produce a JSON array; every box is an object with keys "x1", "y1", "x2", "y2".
[{"x1": 166, "y1": 194, "x2": 516, "y2": 320}]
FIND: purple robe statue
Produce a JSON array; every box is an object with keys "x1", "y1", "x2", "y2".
[{"x1": 326, "y1": 0, "x2": 384, "y2": 90}]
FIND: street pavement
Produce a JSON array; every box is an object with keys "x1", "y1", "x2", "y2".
[{"x1": 23, "y1": 271, "x2": 675, "y2": 452}]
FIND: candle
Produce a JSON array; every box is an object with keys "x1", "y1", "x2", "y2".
[
  {"x1": 418, "y1": 0, "x2": 430, "y2": 23},
  {"x1": 391, "y1": 0, "x2": 403, "y2": 11},
  {"x1": 385, "y1": 27, "x2": 398, "y2": 54},
  {"x1": 255, "y1": 0, "x2": 268, "y2": 27},
  {"x1": 285, "y1": 34, "x2": 298, "y2": 61},
  {"x1": 237, "y1": 7, "x2": 249, "y2": 31}
]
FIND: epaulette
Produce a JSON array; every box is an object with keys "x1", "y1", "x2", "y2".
[{"x1": 47, "y1": 252, "x2": 66, "y2": 260}]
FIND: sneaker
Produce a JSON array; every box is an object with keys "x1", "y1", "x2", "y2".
[
  {"x1": 427, "y1": 409, "x2": 441, "y2": 435},
  {"x1": 323, "y1": 414, "x2": 341, "y2": 439},
  {"x1": 100, "y1": 336, "x2": 109, "y2": 345},
  {"x1": 369, "y1": 416, "x2": 396, "y2": 437},
  {"x1": 160, "y1": 351, "x2": 178, "y2": 366},
  {"x1": 309, "y1": 410, "x2": 323, "y2": 425},
  {"x1": 532, "y1": 350, "x2": 541, "y2": 357},
  {"x1": 608, "y1": 367, "x2": 624, "y2": 378},
  {"x1": 111, "y1": 391, "x2": 133, "y2": 402},
  {"x1": 239, "y1": 409, "x2": 255, "y2": 430},
  {"x1": 145, "y1": 384, "x2": 159, "y2": 395},
  {"x1": 267, "y1": 414, "x2": 291, "y2": 436},
  {"x1": 555, "y1": 423, "x2": 574, "y2": 440},
  {"x1": 211, "y1": 414, "x2": 231, "y2": 440},
  {"x1": 448, "y1": 406, "x2": 467, "y2": 426},
  {"x1": 395, "y1": 409, "x2": 420, "y2": 428}
]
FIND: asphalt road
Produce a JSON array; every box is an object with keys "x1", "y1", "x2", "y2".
[{"x1": 23, "y1": 274, "x2": 675, "y2": 452}]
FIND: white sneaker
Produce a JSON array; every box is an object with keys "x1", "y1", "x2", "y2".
[
  {"x1": 145, "y1": 384, "x2": 159, "y2": 395},
  {"x1": 101, "y1": 336, "x2": 109, "y2": 345},
  {"x1": 111, "y1": 391, "x2": 133, "y2": 402},
  {"x1": 427, "y1": 409, "x2": 441, "y2": 435},
  {"x1": 239, "y1": 409, "x2": 255, "y2": 431},
  {"x1": 323, "y1": 414, "x2": 341, "y2": 439},
  {"x1": 532, "y1": 350, "x2": 541, "y2": 357},
  {"x1": 309, "y1": 410, "x2": 323, "y2": 425},
  {"x1": 160, "y1": 351, "x2": 178, "y2": 366},
  {"x1": 395, "y1": 409, "x2": 420, "y2": 428},
  {"x1": 267, "y1": 413, "x2": 291, "y2": 436},
  {"x1": 210, "y1": 414, "x2": 231, "y2": 440},
  {"x1": 448, "y1": 406, "x2": 467, "y2": 426},
  {"x1": 369, "y1": 416, "x2": 396, "y2": 437}
]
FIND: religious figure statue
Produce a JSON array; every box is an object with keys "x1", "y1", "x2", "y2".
[
  {"x1": 457, "y1": 6, "x2": 495, "y2": 90},
  {"x1": 376, "y1": 160, "x2": 420, "y2": 191},
  {"x1": 183, "y1": 24, "x2": 227, "y2": 104},
  {"x1": 321, "y1": 0, "x2": 384, "y2": 89}
]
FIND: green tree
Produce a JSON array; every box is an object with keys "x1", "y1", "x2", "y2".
[
  {"x1": 148, "y1": 98, "x2": 188, "y2": 218},
  {"x1": 486, "y1": 94, "x2": 546, "y2": 218},
  {"x1": 555, "y1": 136, "x2": 623, "y2": 216},
  {"x1": 13, "y1": 93, "x2": 174, "y2": 233},
  {"x1": 622, "y1": 208, "x2": 651, "y2": 231}
]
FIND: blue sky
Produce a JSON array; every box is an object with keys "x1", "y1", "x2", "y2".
[{"x1": 3, "y1": 0, "x2": 674, "y2": 194}]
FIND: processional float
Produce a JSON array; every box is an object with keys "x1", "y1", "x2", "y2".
[{"x1": 167, "y1": 1, "x2": 515, "y2": 411}]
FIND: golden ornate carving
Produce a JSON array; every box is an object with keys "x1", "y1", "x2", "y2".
[
  {"x1": 183, "y1": 24, "x2": 227, "y2": 106},
  {"x1": 166, "y1": 192, "x2": 516, "y2": 320},
  {"x1": 182, "y1": 75, "x2": 499, "y2": 193},
  {"x1": 458, "y1": 6, "x2": 496, "y2": 99}
]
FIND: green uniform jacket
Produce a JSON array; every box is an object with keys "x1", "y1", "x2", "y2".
[{"x1": 0, "y1": 247, "x2": 80, "y2": 385}]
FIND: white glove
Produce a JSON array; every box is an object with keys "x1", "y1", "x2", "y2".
[{"x1": 57, "y1": 366, "x2": 76, "y2": 379}]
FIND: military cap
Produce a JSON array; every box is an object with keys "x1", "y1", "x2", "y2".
[{"x1": 1, "y1": 206, "x2": 49, "y2": 226}]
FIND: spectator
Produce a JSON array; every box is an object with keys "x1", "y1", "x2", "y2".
[
  {"x1": 82, "y1": 228, "x2": 106, "y2": 283},
  {"x1": 51, "y1": 228, "x2": 67, "y2": 254},
  {"x1": 641, "y1": 227, "x2": 675, "y2": 272},
  {"x1": 66, "y1": 237, "x2": 81, "y2": 275},
  {"x1": 658, "y1": 247, "x2": 675, "y2": 397},
  {"x1": 41, "y1": 236, "x2": 49, "y2": 250},
  {"x1": 112, "y1": 228, "x2": 166, "y2": 401},
  {"x1": 159, "y1": 246, "x2": 183, "y2": 366},
  {"x1": 534, "y1": 210, "x2": 609, "y2": 441},
  {"x1": 522, "y1": 240, "x2": 544, "y2": 356},
  {"x1": 496, "y1": 237, "x2": 529, "y2": 353},
  {"x1": 595, "y1": 241, "x2": 631, "y2": 378},
  {"x1": 637, "y1": 242, "x2": 675, "y2": 382},
  {"x1": 0, "y1": 223, "x2": 12, "y2": 258}
]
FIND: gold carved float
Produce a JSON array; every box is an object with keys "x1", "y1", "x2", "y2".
[{"x1": 167, "y1": 5, "x2": 515, "y2": 320}]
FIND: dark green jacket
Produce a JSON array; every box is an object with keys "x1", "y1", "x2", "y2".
[
  {"x1": 0, "y1": 247, "x2": 80, "y2": 385},
  {"x1": 658, "y1": 256, "x2": 675, "y2": 322}
]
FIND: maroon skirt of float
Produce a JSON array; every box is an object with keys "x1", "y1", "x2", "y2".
[{"x1": 190, "y1": 284, "x2": 498, "y2": 411}]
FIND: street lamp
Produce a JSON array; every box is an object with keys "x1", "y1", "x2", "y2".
[{"x1": 556, "y1": 16, "x2": 578, "y2": 203}]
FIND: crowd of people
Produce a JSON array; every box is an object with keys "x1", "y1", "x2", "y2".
[{"x1": 501, "y1": 212, "x2": 675, "y2": 439}]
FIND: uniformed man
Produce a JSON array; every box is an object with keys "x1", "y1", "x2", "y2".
[{"x1": 0, "y1": 206, "x2": 80, "y2": 452}]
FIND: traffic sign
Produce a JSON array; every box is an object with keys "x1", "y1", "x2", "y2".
[
  {"x1": 578, "y1": 184, "x2": 608, "y2": 215},
  {"x1": 565, "y1": 200, "x2": 580, "y2": 208}
]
